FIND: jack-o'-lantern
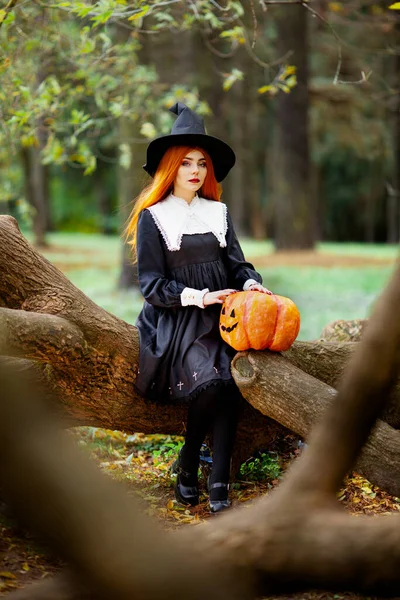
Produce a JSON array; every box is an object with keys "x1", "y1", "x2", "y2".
[{"x1": 219, "y1": 291, "x2": 300, "y2": 352}]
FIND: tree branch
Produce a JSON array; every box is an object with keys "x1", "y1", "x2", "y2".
[
  {"x1": 232, "y1": 350, "x2": 400, "y2": 496},
  {"x1": 284, "y1": 341, "x2": 400, "y2": 428},
  {"x1": 286, "y1": 262, "x2": 400, "y2": 496},
  {"x1": 0, "y1": 307, "x2": 87, "y2": 362}
]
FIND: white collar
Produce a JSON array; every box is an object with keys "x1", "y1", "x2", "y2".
[
  {"x1": 147, "y1": 193, "x2": 228, "y2": 251},
  {"x1": 170, "y1": 193, "x2": 200, "y2": 208}
]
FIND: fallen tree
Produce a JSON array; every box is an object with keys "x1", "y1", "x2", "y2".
[
  {"x1": 2, "y1": 250, "x2": 400, "y2": 599},
  {"x1": 0, "y1": 214, "x2": 399, "y2": 495}
]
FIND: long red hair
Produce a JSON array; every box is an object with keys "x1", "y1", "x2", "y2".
[{"x1": 125, "y1": 146, "x2": 222, "y2": 260}]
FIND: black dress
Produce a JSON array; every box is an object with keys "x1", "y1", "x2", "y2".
[{"x1": 135, "y1": 203, "x2": 262, "y2": 403}]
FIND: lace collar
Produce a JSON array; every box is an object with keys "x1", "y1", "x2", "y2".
[{"x1": 147, "y1": 193, "x2": 228, "y2": 251}]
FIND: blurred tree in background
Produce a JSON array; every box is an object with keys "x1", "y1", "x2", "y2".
[{"x1": 0, "y1": 0, "x2": 399, "y2": 285}]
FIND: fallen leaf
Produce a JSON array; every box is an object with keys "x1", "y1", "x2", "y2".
[{"x1": 0, "y1": 572, "x2": 17, "y2": 580}]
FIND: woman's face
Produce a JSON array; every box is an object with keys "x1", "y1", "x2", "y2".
[{"x1": 173, "y1": 149, "x2": 207, "y2": 200}]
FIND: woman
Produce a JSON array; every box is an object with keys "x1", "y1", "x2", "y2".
[{"x1": 126, "y1": 103, "x2": 271, "y2": 513}]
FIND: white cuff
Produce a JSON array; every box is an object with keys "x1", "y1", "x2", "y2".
[
  {"x1": 243, "y1": 279, "x2": 258, "y2": 291},
  {"x1": 181, "y1": 287, "x2": 209, "y2": 309}
]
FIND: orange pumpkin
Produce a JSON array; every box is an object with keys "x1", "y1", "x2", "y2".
[{"x1": 219, "y1": 291, "x2": 300, "y2": 352}]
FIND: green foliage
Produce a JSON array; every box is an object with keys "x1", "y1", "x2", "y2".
[
  {"x1": 0, "y1": 2, "x2": 211, "y2": 183},
  {"x1": 151, "y1": 439, "x2": 184, "y2": 464},
  {"x1": 2, "y1": 0, "x2": 399, "y2": 244},
  {"x1": 239, "y1": 452, "x2": 281, "y2": 482}
]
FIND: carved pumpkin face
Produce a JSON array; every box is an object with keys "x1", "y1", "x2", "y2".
[{"x1": 219, "y1": 291, "x2": 300, "y2": 352}]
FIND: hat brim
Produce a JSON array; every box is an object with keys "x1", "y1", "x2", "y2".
[{"x1": 143, "y1": 133, "x2": 235, "y2": 183}]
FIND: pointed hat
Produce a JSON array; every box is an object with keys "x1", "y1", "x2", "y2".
[{"x1": 143, "y1": 102, "x2": 235, "y2": 182}]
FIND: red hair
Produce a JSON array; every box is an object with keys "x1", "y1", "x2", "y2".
[{"x1": 125, "y1": 146, "x2": 222, "y2": 260}]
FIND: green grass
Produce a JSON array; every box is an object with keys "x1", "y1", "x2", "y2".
[
  {"x1": 257, "y1": 266, "x2": 393, "y2": 340},
  {"x1": 33, "y1": 232, "x2": 398, "y2": 341}
]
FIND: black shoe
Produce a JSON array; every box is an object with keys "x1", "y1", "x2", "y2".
[
  {"x1": 172, "y1": 449, "x2": 199, "y2": 506},
  {"x1": 174, "y1": 477, "x2": 199, "y2": 506},
  {"x1": 209, "y1": 482, "x2": 231, "y2": 514}
]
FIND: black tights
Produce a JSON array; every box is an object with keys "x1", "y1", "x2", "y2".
[{"x1": 179, "y1": 383, "x2": 240, "y2": 497}]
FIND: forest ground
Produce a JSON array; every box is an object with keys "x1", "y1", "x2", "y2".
[
  {"x1": 1, "y1": 427, "x2": 399, "y2": 597},
  {"x1": 0, "y1": 235, "x2": 399, "y2": 597}
]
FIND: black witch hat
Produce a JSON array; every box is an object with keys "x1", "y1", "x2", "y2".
[{"x1": 143, "y1": 102, "x2": 236, "y2": 182}]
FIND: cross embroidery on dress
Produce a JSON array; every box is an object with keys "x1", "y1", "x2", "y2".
[
  {"x1": 193, "y1": 372, "x2": 198, "y2": 381},
  {"x1": 177, "y1": 381, "x2": 184, "y2": 391}
]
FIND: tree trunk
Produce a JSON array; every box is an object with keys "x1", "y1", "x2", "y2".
[
  {"x1": 273, "y1": 5, "x2": 315, "y2": 250},
  {"x1": 226, "y1": 71, "x2": 246, "y2": 235},
  {"x1": 386, "y1": 23, "x2": 400, "y2": 243},
  {"x1": 0, "y1": 215, "x2": 399, "y2": 495},
  {"x1": 115, "y1": 24, "x2": 144, "y2": 290},
  {"x1": 21, "y1": 146, "x2": 49, "y2": 247},
  {"x1": 96, "y1": 161, "x2": 114, "y2": 235},
  {"x1": 395, "y1": 48, "x2": 400, "y2": 243},
  {"x1": 116, "y1": 114, "x2": 140, "y2": 289}
]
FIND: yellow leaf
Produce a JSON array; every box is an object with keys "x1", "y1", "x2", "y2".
[
  {"x1": 69, "y1": 154, "x2": 85, "y2": 163},
  {"x1": 258, "y1": 85, "x2": 275, "y2": 95},
  {"x1": 128, "y1": 5, "x2": 149, "y2": 20},
  {"x1": 22, "y1": 563, "x2": 30, "y2": 572},
  {"x1": 167, "y1": 500, "x2": 175, "y2": 510},
  {"x1": 389, "y1": 2, "x2": 400, "y2": 7},
  {"x1": 0, "y1": 572, "x2": 17, "y2": 580},
  {"x1": 21, "y1": 134, "x2": 39, "y2": 148},
  {"x1": 284, "y1": 65, "x2": 297, "y2": 76},
  {"x1": 0, "y1": 10, "x2": 6, "y2": 23},
  {"x1": 328, "y1": 2, "x2": 343, "y2": 12}
]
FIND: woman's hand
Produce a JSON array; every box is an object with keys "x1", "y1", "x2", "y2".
[
  {"x1": 203, "y1": 289, "x2": 237, "y2": 306},
  {"x1": 248, "y1": 283, "x2": 273, "y2": 295}
]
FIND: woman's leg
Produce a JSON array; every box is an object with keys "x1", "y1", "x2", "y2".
[
  {"x1": 178, "y1": 385, "x2": 220, "y2": 486},
  {"x1": 209, "y1": 384, "x2": 240, "y2": 502}
]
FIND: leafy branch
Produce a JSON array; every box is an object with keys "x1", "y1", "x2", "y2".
[{"x1": 0, "y1": 0, "x2": 19, "y2": 30}]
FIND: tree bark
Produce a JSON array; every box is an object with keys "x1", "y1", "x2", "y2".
[
  {"x1": 284, "y1": 340, "x2": 400, "y2": 428},
  {"x1": 115, "y1": 23, "x2": 144, "y2": 290},
  {"x1": 273, "y1": 5, "x2": 316, "y2": 250},
  {"x1": 395, "y1": 44, "x2": 400, "y2": 243},
  {"x1": 232, "y1": 350, "x2": 400, "y2": 496},
  {"x1": 21, "y1": 146, "x2": 49, "y2": 247},
  {"x1": 227, "y1": 67, "x2": 246, "y2": 235},
  {"x1": 117, "y1": 117, "x2": 140, "y2": 290}
]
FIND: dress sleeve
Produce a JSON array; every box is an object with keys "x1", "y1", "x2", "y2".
[
  {"x1": 137, "y1": 209, "x2": 186, "y2": 308},
  {"x1": 223, "y1": 209, "x2": 262, "y2": 290}
]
